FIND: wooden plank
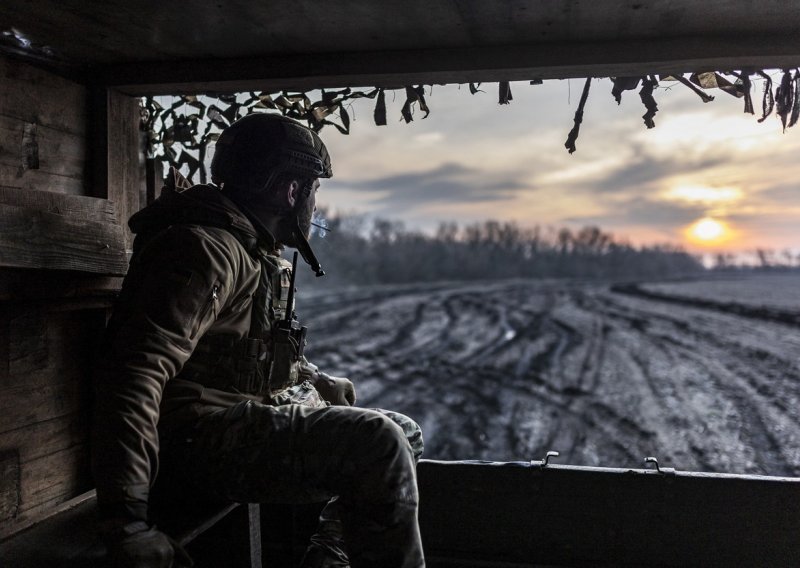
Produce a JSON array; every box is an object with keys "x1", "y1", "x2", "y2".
[
  {"x1": 418, "y1": 460, "x2": 800, "y2": 567},
  {"x1": 19, "y1": 444, "x2": 91, "y2": 515},
  {"x1": 0, "y1": 270, "x2": 122, "y2": 302},
  {"x1": 7, "y1": 1, "x2": 800, "y2": 70},
  {"x1": 0, "y1": 311, "x2": 7, "y2": 385},
  {"x1": 0, "y1": 379, "x2": 86, "y2": 434},
  {"x1": 0, "y1": 164, "x2": 84, "y2": 195},
  {"x1": 0, "y1": 307, "x2": 105, "y2": 390},
  {"x1": 8, "y1": 309, "x2": 48, "y2": 376},
  {"x1": 0, "y1": 187, "x2": 117, "y2": 222},
  {"x1": 0, "y1": 449, "x2": 21, "y2": 522},
  {"x1": 0, "y1": 445, "x2": 93, "y2": 539},
  {"x1": 106, "y1": 89, "x2": 143, "y2": 251},
  {"x1": 0, "y1": 413, "x2": 89, "y2": 464},
  {"x1": 86, "y1": 86, "x2": 108, "y2": 202},
  {"x1": 0, "y1": 55, "x2": 87, "y2": 133},
  {"x1": 0, "y1": 202, "x2": 128, "y2": 274},
  {"x1": 89, "y1": 88, "x2": 144, "y2": 250},
  {"x1": 0, "y1": 115, "x2": 87, "y2": 195},
  {"x1": 0, "y1": 491, "x2": 98, "y2": 560},
  {"x1": 102, "y1": 34, "x2": 800, "y2": 96}
]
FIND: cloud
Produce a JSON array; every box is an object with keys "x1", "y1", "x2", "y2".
[
  {"x1": 578, "y1": 146, "x2": 727, "y2": 195},
  {"x1": 327, "y1": 162, "x2": 527, "y2": 207},
  {"x1": 754, "y1": 182, "x2": 800, "y2": 205},
  {"x1": 563, "y1": 196, "x2": 706, "y2": 229}
]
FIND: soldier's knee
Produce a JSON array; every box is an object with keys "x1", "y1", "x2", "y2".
[
  {"x1": 362, "y1": 410, "x2": 408, "y2": 449},
  {"x1": 347, "y1": 411, "x2": 418, "y2": 504},
  {"x1": 374, "y1": 409, "x2": 424, "y2": 461}
]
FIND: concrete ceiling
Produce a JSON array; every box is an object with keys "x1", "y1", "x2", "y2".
[{"x1": 3, "y1": 1, "x2": 800, "y2": 93}]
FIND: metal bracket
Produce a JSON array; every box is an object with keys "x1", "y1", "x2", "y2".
[
  {"x1": 644, "y1": 456, "x2": 675, "y2": 475},
  {"x1": 530, "y1": 450, "x2": 560, "y2": 470}
]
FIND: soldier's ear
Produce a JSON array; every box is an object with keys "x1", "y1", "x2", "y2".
[{"x1": 286, "y1": 180, "x2": 301, "y2": 207}]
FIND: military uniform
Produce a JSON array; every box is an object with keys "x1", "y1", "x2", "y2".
[{"x1": 92, "y1": 183, "x2": 424, "y2": 567}]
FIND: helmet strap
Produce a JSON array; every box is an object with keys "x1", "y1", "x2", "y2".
[
  {"x1": 226, "y1": 187, "x2": 324, "y2": 276},
  {"x1": 289, "y1": 215, "x2": 325, "y2": 277}
]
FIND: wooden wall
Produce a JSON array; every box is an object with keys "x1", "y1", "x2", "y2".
[{"x1": 0, "y1": 54, "x2": 142, "y2": 539}]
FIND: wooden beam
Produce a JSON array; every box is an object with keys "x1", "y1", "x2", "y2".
[
  {"x1": 0, "y1": 56, "x2": 87, "y2": 132},
  {"x1": 0, "y1": 269, "x2": 122, "y2": 303},
  {"x1": 99, "y1": 34, "x2": 800, "y2": 96},
  {"x1": 0, "y1": 187, "x2": 116, "y2": 222},
  {"x1": 0, "y1": 201, "x2": 127, "y2": 274},
  {"x1": 0, "y1": 117, "x2": 87, "y2": 196},
  {"x1": 0, "y1": 446, "x2": 92, "y2": 540},
  {"x1": 103, "y1": 89, "x2": 144, "y2": 251}
]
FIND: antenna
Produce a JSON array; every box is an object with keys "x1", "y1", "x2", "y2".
[{"x1": 284, "y1": 251, "x2": 298, "y2": 323}]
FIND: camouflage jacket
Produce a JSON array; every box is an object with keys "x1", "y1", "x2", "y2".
[{"x1": 92, "y1": 183, "x2": 317, "y2": 522}]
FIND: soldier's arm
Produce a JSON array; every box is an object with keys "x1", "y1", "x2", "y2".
[{"x1": 92, "y1": 226, "x2": 238, "y2": 524}]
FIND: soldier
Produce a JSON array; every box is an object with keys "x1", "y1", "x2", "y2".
[{"x1": 92, "y1": 113, "x2": 425, "y2": 567}]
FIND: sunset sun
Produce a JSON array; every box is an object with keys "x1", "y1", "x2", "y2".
[{"x1": 687, "y1": 217, "x2": 730, "y2": 245}]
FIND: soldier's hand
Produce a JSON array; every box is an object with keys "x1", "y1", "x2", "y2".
[
  {"x1": 313, "y1": 372, "x2": 357, "y2": 406},
  {"x1": 106, "y1": 521, "x2": 193, "y2": 568}
]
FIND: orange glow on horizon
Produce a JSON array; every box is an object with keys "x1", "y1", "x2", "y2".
[{"x1": 685, "y1": 217, "x2": 735, "y2": 247}]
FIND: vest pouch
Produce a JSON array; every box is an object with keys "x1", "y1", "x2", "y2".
[{"x1": 269, "y1": 330, "x2": 300, "y2": 392}]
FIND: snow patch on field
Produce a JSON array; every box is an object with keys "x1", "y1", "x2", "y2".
[{"x1": 642, "y1": 274, "x2": 800, "y2": 312}]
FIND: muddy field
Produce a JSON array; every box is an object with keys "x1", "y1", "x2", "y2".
[{"x1": 299, "y1": 275, "x2": 800, "y2": 476}]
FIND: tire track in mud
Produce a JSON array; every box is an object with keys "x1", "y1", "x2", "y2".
[
  {"x1": 301, "y1": 280, "x2": 800, "y2": 475},
  {"x1": 586, "y1": 289, "x2": 800, "y2": 474}
]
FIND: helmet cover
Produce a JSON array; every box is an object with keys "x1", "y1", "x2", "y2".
[{"x1": 211, "y1": 113, "x2": 332, "y2": 194}]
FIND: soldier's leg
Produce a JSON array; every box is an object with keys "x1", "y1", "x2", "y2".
[
  {"x1": 161, "y1": 401, "x2": 425, "y2": 568},
  {"x1": 302, "y1": 409, "x2": 424, "y2": 567}
]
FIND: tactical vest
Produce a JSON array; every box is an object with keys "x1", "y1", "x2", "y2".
[
  {"x1": 178, "y1": 245, "x2": 307, "y2": 397},
  {"x1": 129, "y1": 180, "x2": 310, "y2": 398}
]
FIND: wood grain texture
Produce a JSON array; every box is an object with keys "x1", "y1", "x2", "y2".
[
  {"x1": 0, "y1": 449, "x2": 21, "y2": 522},
  {"x1": 0, "y1": 413, "x2": 89, "y2": 464},
  {"x1": 0, "y1": 380, "x2": 86, "y2": 434},
  {"x1": 5, "y1": 1, "x2": 800, "y2": 67},
  {"x1": 0, "y1": 187, "x2": 117, "y2": 222},
  {"x1": 105, "y1": 89, "x2": 144, "y2": 251},
  {"x1": 0, "y1": 270, "x2": 122, "y2": 302},
  {"x1": 0, "y1": 307, "x2": 102, "y2": 539},
  {"x1": 0, "y1": 308, "x2": 104, "y2": 390},
  {"x1": 8, "y1": 309, "x2": 47, "y2": 376},
  {"x1": 104, "y1": 35, "x2": 800, "y2": 96},
  {"x1": 0, "y1": 491, "x2": 98, "y2": 560},
  {"x1": 0, "y1": 56, "x2": 87, "y2": 133},
  {"x1": 0, "y1": 115, "x2": 87, "y2": 195},
  {"x1": 19, "y1": 445, "x2": 91, "y2": 515},
  {"x1": 0, "y1": 202, "x2": 128, "y2": 274},
  {"x1": 0, "y1": 445, "x2": 92, "y2": 539}
]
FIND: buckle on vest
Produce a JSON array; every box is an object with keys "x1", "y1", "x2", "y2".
[{"x1": 245, "y1": 338, "x2": 261, "y2": 357}]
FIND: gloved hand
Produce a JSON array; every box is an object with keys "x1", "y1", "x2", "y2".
[
  {"x1": 312, "y1": 372, "x2": 357, "y2": 406},
  {"x1": 106, "y1": 521, "x2": 193, "y2": 568}
]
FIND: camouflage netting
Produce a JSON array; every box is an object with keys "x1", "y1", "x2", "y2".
[{"x1": 142, "y1": 70, "x2": 800, "y2": 184}]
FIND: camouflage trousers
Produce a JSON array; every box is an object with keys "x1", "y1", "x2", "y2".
[{"x1": 157, "y1": 398, "x2": 425, "y2": 568}]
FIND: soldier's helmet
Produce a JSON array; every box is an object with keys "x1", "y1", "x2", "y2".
[{"x1": 210, "y1": 113, "x2": 332, "y2": 194}]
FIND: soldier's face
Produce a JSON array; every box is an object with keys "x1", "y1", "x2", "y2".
[{"x1": 295, "y1": 179, "x2": 319, "y2": 238}]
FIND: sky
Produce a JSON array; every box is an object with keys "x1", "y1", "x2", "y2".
[{"x1": 314, "y1": 75, "x2": 800, "y2": 257}]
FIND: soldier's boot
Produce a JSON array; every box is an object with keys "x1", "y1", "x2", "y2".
[{"x1": 300, "y1": 497, "x2": 349, "y2": 568}]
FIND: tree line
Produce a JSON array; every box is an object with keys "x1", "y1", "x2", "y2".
[
  {"x1": 712, "y1": 249, "x2": 800, "y2": 271},
  {"x1": 297, "y1": 211, "x2": 704, "y2": 286}
]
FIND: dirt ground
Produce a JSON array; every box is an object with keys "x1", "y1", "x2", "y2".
[{"x1": 299, "y1": 276, "x2": 800, "y2": 476}]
